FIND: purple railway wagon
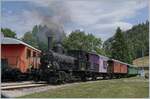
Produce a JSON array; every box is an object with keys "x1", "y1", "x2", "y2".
[{"x1": 88, "y1": 53, "x2": 109, "y2": 73}]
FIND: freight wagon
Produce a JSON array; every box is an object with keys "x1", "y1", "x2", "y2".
[
  {"x1": 107, "y1": 59, "x2": 128, "y2": 78},
  {"x1": 1, "y1": 37, "x2": 41, "y2": 81},
  {"x1": 128, "y1": 65, "x2": 139, "y2": 77},
  {"x1": 68, "y1": 51, "x2": 110, "y2": 80},
  {"x1": 88, "y1": 52, "x2": 109, "y2": 79}
]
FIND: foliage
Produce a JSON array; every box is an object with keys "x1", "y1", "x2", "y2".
[
  {"x1": 1, "y1": 28, "x2": 17, "y2": 38},
  {"x1": 37, "y1": 40, "x2": 48, "y2": 51},
  {"x1": 22, "y1": 25, "x2": 67, "y2": 51},
  {"x1": 103, "y1": 21, "x2": 149, "y2": 61},
  {"x1": 125, "y1": 21, "x2": 149, "y2": 58},
  {"x1": 22, "y1": 25, "x2": 105, "y2": 54},
  {"x1": 22, "y1": 32, "x2": 38, "y2": 48},
  {"x1": 111, "y1": 27, "x2": 132, "y2": 63},
  {"x1": 63, "y1": 30, "x2": 105, "y2": 55},
  {"x1": 21, "y1": 25, "x2": 48, "y2": 51}
]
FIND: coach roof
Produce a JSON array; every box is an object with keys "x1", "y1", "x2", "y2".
[
  {"x1": 88, "y1": 51, "x2": 109, "y2": 59},
  {"x1": 110, "y1": 59, "x2": 133, "y2": 66},
  {"x1": 1, "y1": 37, "x2": 41, "y2": 52}
]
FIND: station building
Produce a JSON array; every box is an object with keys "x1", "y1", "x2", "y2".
[{"x1": 1, "y1": 37, "x2": 41, "y2": 73}]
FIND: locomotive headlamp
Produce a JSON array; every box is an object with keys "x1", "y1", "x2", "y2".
[{"x1": 47, "y1": 64, "x2": 52, "y2": 68}]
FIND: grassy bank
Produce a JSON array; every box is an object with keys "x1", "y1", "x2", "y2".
[{"x1": 20, "y1": 77, "x2": 149, "y2": 98}]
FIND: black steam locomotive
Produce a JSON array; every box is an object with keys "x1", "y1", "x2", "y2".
[{"x1": 32, "y1": 37, "x2": 93, "y2": 84}]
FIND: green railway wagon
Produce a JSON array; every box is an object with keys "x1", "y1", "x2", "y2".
[{"x1": 128, "y1": 66, "x2": 138, "y2": 77}]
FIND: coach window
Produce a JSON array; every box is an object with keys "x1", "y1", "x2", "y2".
[
  {"x1": 37, "y1": 53, "x2": 40, "y2": 57},
  {"x1": 103, "y1": 61, "x2": 107, "y2": 69},
  {"x1": 33, "y1": 51, "x2": 36, "y2": 57},
  {"x1": 26, "y1": 49, "x2": 31, "y2": 59}
]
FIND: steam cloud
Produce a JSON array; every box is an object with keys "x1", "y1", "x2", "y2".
[{"x1": 34, "y1": 0, "x2": 71, "y2": 43}]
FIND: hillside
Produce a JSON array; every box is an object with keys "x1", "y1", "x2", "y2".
[
  {"x1": 133, "y1": 56, "x2": 149, "y2": 67},
  {"x1": 103, "y1": 21, "x2": 149, "y2": 60}
]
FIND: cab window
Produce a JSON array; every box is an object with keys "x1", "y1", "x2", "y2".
[{"x1": 27, "y1": 49, "x2": 31, "y2": 58}]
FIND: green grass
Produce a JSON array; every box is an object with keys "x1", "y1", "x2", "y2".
[{"x1": 20, "y1": 77, "x2": 149, "y2": 98}]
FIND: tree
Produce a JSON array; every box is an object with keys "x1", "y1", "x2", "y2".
[
  {"x1": 21, "y1": 25, "x2": 49, "y2": 51},
  {"x1": 1, "y1": 28, "x2": 16, "y2": 38},
  {"x1": 22, "y1": 32, "x2": 38, "y2": 48},
  {"x1": 63, "y1": 30, "x2": 105, "y2": 55},
  {"x1": 111, "y1": 27, "x2": 132, "y2": 63},
  {"x1": 32, "y1": 25, "x2": 39, "y2": 37},
  {"x1": 104, "y1": 21, "x2": 149, "y2": 60}
]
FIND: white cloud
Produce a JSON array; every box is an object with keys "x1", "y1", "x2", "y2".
[
  {"x1": 90, "y1": 22, "x2": 132, "y2": 32},
  {"x1": 2, "y1": 0, "x2": 148, "y2": 41},
  {"x1": 2, "y1": 10, "x2": 42, "y2": 37},
  {"x1": 63, "y1": 0, "x2": 148, "y2": 41},
  {"x1": 30, "y1": 0, "x2": 52, "y2": 7},
  {"x1": 66, "y1": 0, "x2": 148, "y2": 25},
  {"x1": 87, "y1": 22, "x2": 133, "y2": 41}
]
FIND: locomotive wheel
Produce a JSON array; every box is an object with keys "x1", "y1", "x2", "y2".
[
  {"x1": 65, "y1": 73, "x2": 73, "y2": 83},
  {"x1": 58, "y1": 71, "x2": 67, "y2": 84},
  {"x1": 47, "y1": 77, "x2": 58, "y2": 84}
]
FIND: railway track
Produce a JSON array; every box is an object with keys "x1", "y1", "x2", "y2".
[
  {"x1": 1, "y1": 81, "x2": 47, "y2": 90},
  {"x1": 2, "y1": 81, "x2": 34, "y2": 87}
]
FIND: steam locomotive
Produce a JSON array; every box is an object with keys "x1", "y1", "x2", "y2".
[{"x1": 32, "y1": 37, "x2": 139, "y2": 84}]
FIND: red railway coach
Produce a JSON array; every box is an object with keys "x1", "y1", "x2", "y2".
[
  {"x1": 1, "y1": 37, "x2": 41, "y2": 73},
  {"x1": 108, "y1": 59, "x2": 128, "y2": 77}
]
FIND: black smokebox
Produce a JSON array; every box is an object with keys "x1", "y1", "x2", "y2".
[{"x1": 53, "y1": 42, "x2": 64, "y2": 54}]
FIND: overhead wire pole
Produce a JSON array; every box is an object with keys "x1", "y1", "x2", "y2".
[{"x1": 141, "y1": 32, "x2": 145, "y2": 77}]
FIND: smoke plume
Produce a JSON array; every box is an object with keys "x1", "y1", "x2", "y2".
[{"x1": 34, "y1": 0, "x2": 71, "y2": 43}]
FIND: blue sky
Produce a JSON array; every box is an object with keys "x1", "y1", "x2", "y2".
[{"x1": 1, "y1": 0, "x2": 149, "y2": 41}]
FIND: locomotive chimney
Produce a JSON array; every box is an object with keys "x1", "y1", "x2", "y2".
[{"x1": 48, "y1": 36, "x2": 53, "y2": 51}]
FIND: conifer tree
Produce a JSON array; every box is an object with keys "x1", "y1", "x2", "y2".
[{"x1": 111, "y1": 27, "x2": 132, "y2": 63}]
